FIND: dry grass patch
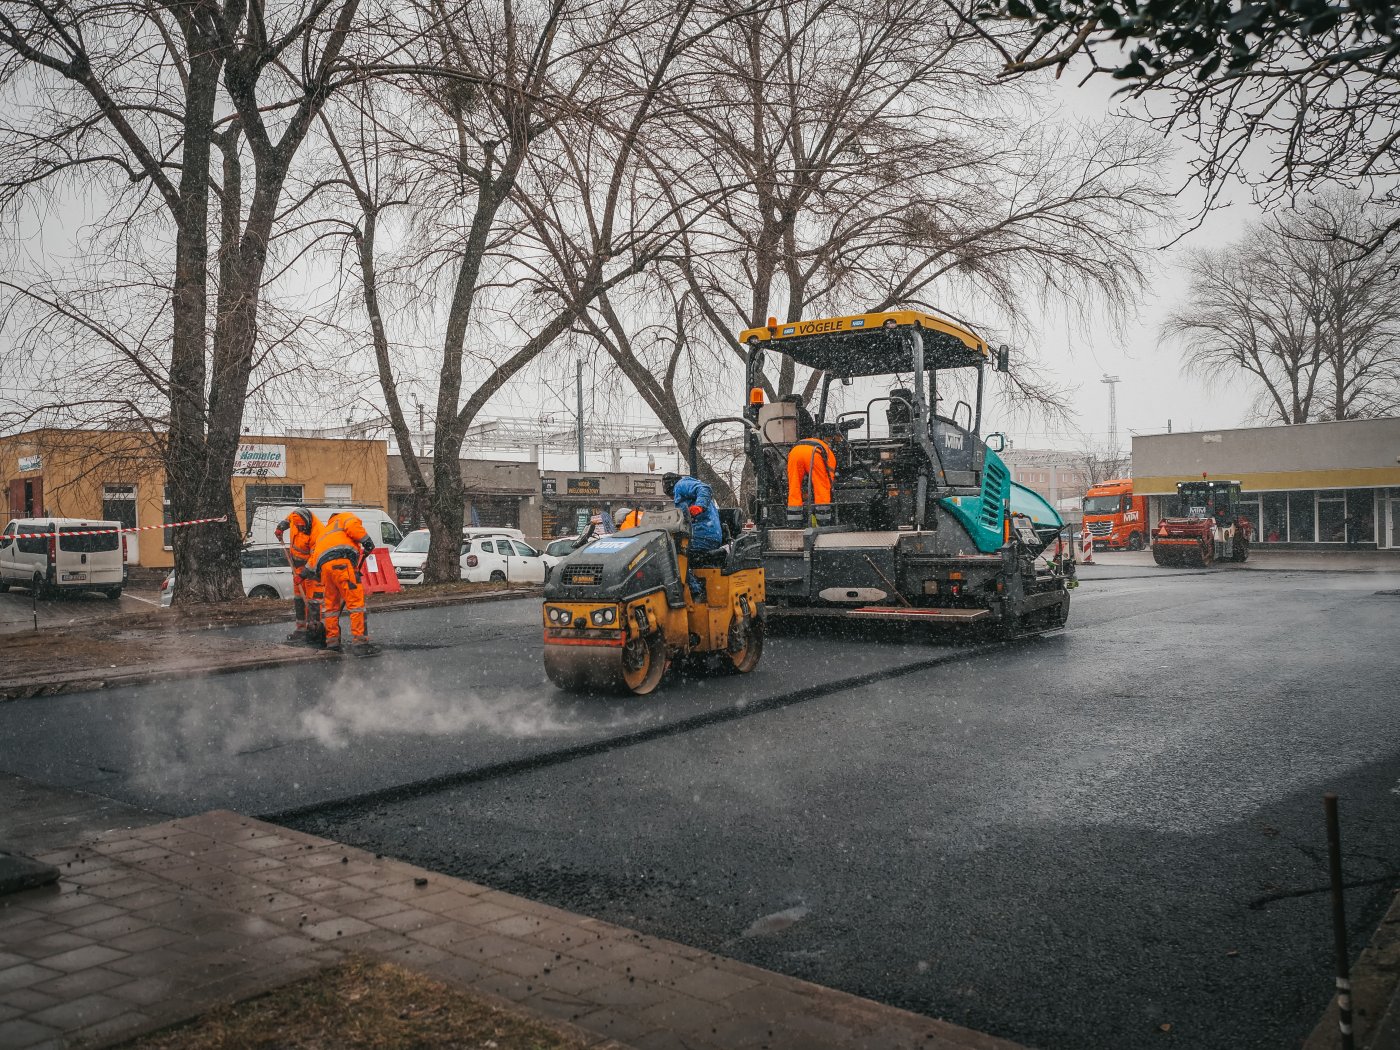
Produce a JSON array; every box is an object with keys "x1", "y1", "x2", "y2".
[{"x1": 118, "y1": 956, "x2": 589, "y2": 1050}]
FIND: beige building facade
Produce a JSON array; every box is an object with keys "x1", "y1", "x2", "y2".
[
  {"x1": 2, "y1": 429, "x2": 388, "y2": 568},
  {"x1": 1132, "y1": 417, "x2": 1400, "y2": 548}
]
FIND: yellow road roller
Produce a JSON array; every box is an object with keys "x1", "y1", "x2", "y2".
[{"x1": 542, "y1": 507, "x2": 765, "y2": 695}]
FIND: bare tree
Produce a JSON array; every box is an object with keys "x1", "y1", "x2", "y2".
[
  {"x1": 1075, "y1": 440, "x2": 1131, "y2": 487},
  {"x1": 1163, "y1": 192, "x2": 1400, "y2": 425},
  {"x1": 0, "y1": 0, "x2": 366, "y2": 601},
  {"x1": 982, "y1": 0, "x2": 1400, "y2": 242},
  {"x1": 324, "y1": 0, "x2": 744, "y2": 581},
  {"x1": 584, "y1": 0, "x2": 1173, "y2": 479}
]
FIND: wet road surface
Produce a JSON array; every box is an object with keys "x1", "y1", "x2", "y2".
[{"x1": 1, "y1": 566, "x2": 1397, "y2": 1049}]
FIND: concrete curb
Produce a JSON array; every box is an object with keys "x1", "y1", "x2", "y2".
[
  {"x1": 1304, "y1": 887, "x2": 1400, "y2": 1050},
  {"x1": 0, "y1": 588, "x2": 540, "y2": 703},
  {"x1": 0, "y1": 645, "x2": 334, "y2": 702}
]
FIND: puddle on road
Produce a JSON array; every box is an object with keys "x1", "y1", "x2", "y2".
[{"x1": 743, "y1": 904, "x2": 810, "y2": 937}]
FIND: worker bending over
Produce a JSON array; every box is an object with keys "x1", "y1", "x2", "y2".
[
  {"x1": 787, "y1": 433, "x2": 836, "y2": 514},
  {"x1": 275, "y1": 507, "x2": 324, "y2": 644},
  {"x1": 302, "y1": 511, "x2": 379, "y2": 656}
]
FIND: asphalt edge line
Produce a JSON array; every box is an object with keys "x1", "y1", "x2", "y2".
[{"x1": 261, "y1": 639, "x2": 1011, "y2": 825}]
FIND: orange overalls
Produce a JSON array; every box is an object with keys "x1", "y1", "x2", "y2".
[
  {"x1": 786, "y1": 438, "x2": 835, "y2": 508},
  {"x1": 307, "y1": 512, "x2": 372, "y2": 648},
  {"x1": 278, "y1": 512, "x2": 324, "y2": 635}
]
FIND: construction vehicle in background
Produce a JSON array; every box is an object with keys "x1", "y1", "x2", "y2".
[
  {"x1": 720, "y1": 310, "x2": 1074, "y2": 636},
  {"x1": 542, "y1": 507, "x2": 765, "y2": 695},
  {"x1": 1082, "y1": 478, "x2": 1148, "y2": 551},
  {"x1": 1151, "y1": 478, "x2": 1252, "y2": 567}
]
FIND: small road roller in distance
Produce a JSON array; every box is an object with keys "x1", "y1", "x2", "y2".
[{"x1": 542, "y1": 507, "x2": 765, "y2": 695}]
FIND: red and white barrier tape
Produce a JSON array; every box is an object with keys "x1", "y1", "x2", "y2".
[{"x1": 4, "y1": 515, "x2": 229, "y2": 540}]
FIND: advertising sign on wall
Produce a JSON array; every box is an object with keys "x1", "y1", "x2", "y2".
[
  {"x1": 17, "y1": 454, "x2": 42, "y2": 473},
  {"x1": 232, "y1": 443, "x2": 287, "y2": 478},
  {"x1": 566, "y1": 477, "x2": 601, "y2": 496}
]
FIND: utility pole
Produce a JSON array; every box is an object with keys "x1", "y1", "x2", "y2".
[
  {"x1": 575, "y1": 358, "x2": 585, "y2": 472},
  {"x1": 1101, "y1": 374, "x2": 1121, "y2": 451}
]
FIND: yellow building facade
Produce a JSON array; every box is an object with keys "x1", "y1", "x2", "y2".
[{"x1": 1, "y1": 429, "x2": 388, "y2": 568}]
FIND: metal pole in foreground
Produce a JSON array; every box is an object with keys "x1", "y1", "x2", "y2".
[{"x1": 1325, "y1": 793, "x2": 1355, "y2": 1050}]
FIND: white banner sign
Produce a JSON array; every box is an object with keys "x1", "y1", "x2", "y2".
[
  {"x1": 232, "y1": 443, "x2": 287, "y2": 478},
  {"x1": 18, "y1": 454, "x2": 41, "y2": 472}
]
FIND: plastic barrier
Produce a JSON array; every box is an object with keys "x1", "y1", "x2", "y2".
[
  {"x1": 358, "y1": 548, "x2": 402, "y2": 594},
  {"x1": 1081, "y1": 526, "x2": 1095, "y2": 565}
]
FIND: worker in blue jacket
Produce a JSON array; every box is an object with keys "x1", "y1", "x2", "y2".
[
  {"x1": 663, "y1": 472, "x2": 722, "y2": 551},
  {"x1": 664, "y1": 472, "x2": 721, "y2": 597}
]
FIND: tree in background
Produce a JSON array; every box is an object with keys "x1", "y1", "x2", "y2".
[
  {"x1": 1162, "y1": 193, "x2": 1400, "y2": 424},
  {"x1": 980, "y1": 0, "x2": 1400, "y2": 242},
  {"x1": 587, "y1": 0, "x2": 1173, "y2": 495},
  {"x1": 0, "y1": 0, "x2": 369, "y2": 601}
]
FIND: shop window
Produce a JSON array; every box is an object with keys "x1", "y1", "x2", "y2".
[
  {"x1": 1261, "y1": 492, "x2": 1287, "y2": 542},
  {"x1": 1317, "y1": 493, "x2": 1346, "y2": 543},
  {"x1": 1288, "y1": 491, "x2": 1315, "y2": 543},
  {"x1": 1239, "y1": 498, "x2": 1261, "y2": 542},
  {"x1": 1344, "y1": 489, "x2": 1375, "y2": 543},
  {"x1": 324, "y1": 483, "x2": 352, "y2": 503}
]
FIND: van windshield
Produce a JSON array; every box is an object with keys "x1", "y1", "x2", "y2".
[
  {"x1": 59, "y1": 527, "x2": 120, "y2": 553},
  {"x1": 396, "y1": 531, "x2": 431, "y2": 554}
]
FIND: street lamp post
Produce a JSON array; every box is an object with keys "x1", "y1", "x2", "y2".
[{"x1": 1101, "y1": 374, "x2": 1121, "y2": 451}]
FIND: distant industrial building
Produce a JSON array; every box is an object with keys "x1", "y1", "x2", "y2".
[
  {"x1": 997, "y1": 447, "x2": 1094, "y2": 521},
  {"x1": 1132, "y1": 417, "x2": 1400, "y2": 548}
]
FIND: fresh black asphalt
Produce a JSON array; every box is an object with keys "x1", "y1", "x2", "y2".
[{"x1": 1, "y1": 564, "x2": 1397, "y2": 1049}]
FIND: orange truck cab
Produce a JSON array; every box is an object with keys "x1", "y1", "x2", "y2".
[{"x1": 1082, "y1": 478, "x2": 1148, "y2": 551}]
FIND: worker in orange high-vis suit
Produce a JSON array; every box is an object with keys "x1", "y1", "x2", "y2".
[
  {"x1": 615, "y1": 506, "x2": 644, "y2": 530},
  {"x1": 275, "y1": 507, "x2": 324, "y2": 645},
  {"x1": 303, "y1": 511, "x2": 379, "y2": 656},
  {"x1": 786, "y1": 435, "x2": 836, "y2": 514}
]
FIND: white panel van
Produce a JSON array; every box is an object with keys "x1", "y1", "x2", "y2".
[
  {"x1": 0, "y1": 518, "x2": 126, "y2": 598},
  {"x1": 246, "y1": 505, "x2": 404, "y2": 550}
]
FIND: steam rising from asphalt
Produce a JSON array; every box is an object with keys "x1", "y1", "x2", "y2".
[{"x1": 298, "y1": 671, "x2": 590, "y2": 749}]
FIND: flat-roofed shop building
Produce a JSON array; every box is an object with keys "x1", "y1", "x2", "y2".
[
  {"x1": 388, "y1": 456, "x2": 543, "y2": 541},
  {"x1": 1131, "y1": 418, "x2": 1400, "y2": 549},
  {"x1": 1, "y1": 428, "x2": 388, "y2": 568},
  {"x1": 540, "y1": 471, "x2": 675, "y2": 539}
]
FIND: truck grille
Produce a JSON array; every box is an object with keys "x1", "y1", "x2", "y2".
[
  {"x1": 561, "y1": 564, "x2": 604, "y2": 586},
  {"x1": 1086, "y1": 521, "x2": 1113, "y2": 537}
]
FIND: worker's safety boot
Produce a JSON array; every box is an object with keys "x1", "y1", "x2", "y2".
[
  {"x1": 286, "y1": 627, "x2": 307, "y2": 643},
  {"x1": 350, "y1": 640, "x2": 381, "y2": 658}
]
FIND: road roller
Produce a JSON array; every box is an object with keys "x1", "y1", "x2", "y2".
[{"x1": 542, "y1": 507, "x2": 765, "y2": 695}]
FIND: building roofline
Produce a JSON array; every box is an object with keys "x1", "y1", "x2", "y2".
[{"x1": 1133, "y1": 416, "x2": 1400, "y2": 440}]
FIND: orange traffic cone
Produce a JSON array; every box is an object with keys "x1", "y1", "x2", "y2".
[
  {"x1": 1081, "y1": 527, "x2": 1095, "y2": 565},
  {"x1": 359, "y1": 548, "x2": 402, "y2": 594}
]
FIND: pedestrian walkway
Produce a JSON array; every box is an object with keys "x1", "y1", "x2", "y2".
[
  {"x1": 1080, "y1": 548, "x2": 1400, "y2": 573},
  {"x1": 1, "y1": 809, "x2": 1023, "y2": 1050}
]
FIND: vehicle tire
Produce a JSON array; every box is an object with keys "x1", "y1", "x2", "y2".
[
  {"x1": 1127, "y1": 532, "x2": 1144, "y2": 551},
  {"x1": 248, "y1": 585, "x2": 279, "y2": 599},
  {"x1": 489, "y1": 570, "x2": 507, "y2": 584},
  {"x1": 1233, "y1": 533, "x2": 1250, "y2": 563},
  {"x1": 106, "y1": 587, "x2": 122, "y2": 600}
]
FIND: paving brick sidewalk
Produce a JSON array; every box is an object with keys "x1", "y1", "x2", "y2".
[{"x1": 1, "y1": 810, "x2": 1022, "y2": 1050}]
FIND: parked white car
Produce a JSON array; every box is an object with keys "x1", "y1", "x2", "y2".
[
  {"x1": 0, "y1": 518, "x2": 126, "y2": 598},
  {"x1": 390, "y1": 529, "x2": 546, "y2": 585},
  {"x1": 462, "y1": 534, "x2": 546, "y2": 584},
  {"x1": 160, "y1": 543, "x2": 295, "y2": 606}
]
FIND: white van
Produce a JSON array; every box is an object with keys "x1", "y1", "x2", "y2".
[
  {"x1": 246, "y1": 505, "x2": 405, "y2": 550},
  {"x1": 0, "y1": 518, "x2": 126, "y2": 598}
]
